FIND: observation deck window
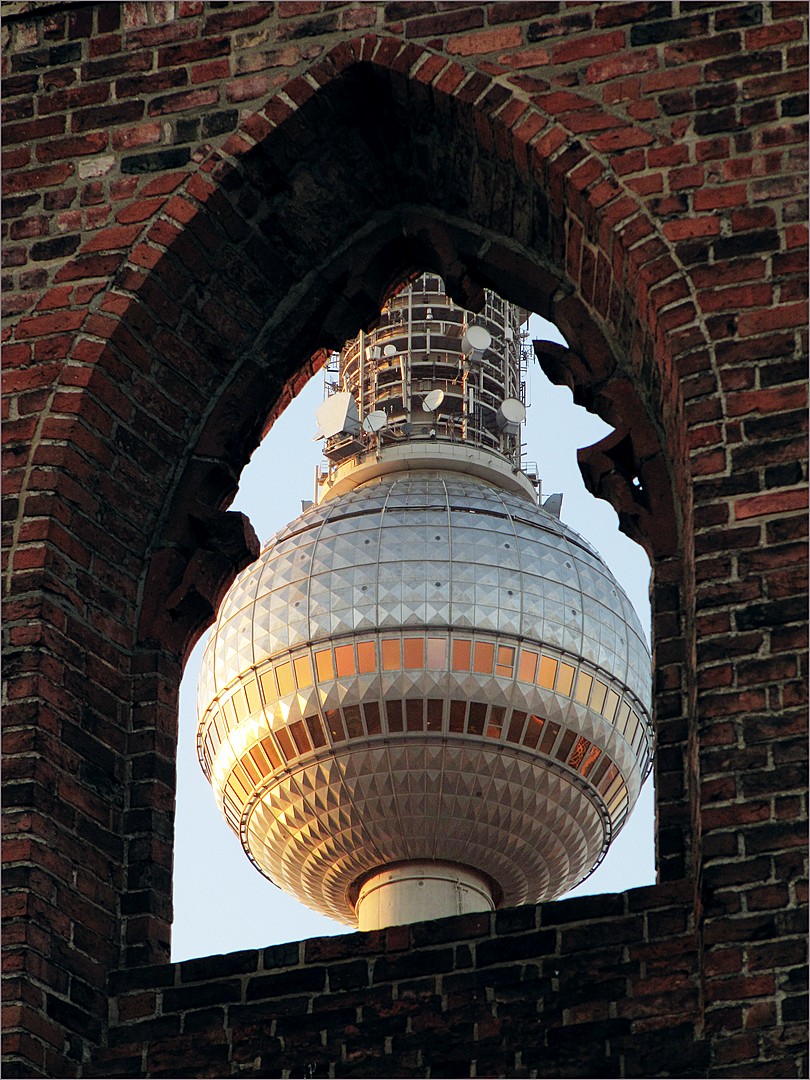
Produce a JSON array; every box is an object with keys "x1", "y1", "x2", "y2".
[
  {"x1": 523, "y1": 715, "x2": 544, "y2": 749},
  {"x1": 315, "y1": 648, "x2": 334, "y2": 682},
  {"x1": 451, "y1": 638, "x2": 472, "y2": 671},
  {"x1": 294, "y1": 656, "x2": 314, "y2": 688},
  {"x1": 556, "y1": 662, "x2": 576, "y2": 696},
  {"x1": 472, "y1": 641, "x2": 494, "y2": 674},
  {"x1": 334, "y1": 644, "x2": 356, "y2": 677},
  {"x1": 403, "y1": 638, "x2": 425, "y2": 669},
  {"x1": 357, "y1": 641, "x2": 376, "y2": 673},
  {"x1": 575, "y1": 671, "x2": 593, "y2": 705},
  {"x1": 362, "y1": 701, "x2": 382, "y2": 734}
]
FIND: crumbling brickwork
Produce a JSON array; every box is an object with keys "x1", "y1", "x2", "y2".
[{"x1": 2, "y1": 2, "x2": 807, "y2": 1077}]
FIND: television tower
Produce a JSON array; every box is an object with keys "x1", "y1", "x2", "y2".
[{"x1": 196, "y1": 274, "x2": 652, "y2": 930}]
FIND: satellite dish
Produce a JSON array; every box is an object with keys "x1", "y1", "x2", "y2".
[
  {"x1": 461, "y1": 324, "x2": 492, "y2": 357},
  {"x1": 496, "y1": 397, "x2": 526, "y2": 434},
  {"x1": 383, "y1": 344, "x2": 397, "y2": 358},
  {"x1": 362, "y1": 410, "x2": 387, "y2": 433},
  {"x1": 422, "y1": 389, "x2": 445, "y2": 413}
]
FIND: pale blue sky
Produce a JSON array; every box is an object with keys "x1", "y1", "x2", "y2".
[{"x1": 171, "y1": 315, "x2": 655, "y2": 962}]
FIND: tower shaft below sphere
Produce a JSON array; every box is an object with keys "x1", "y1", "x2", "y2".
[{"x1": 355, "y1": 863, "x2": 495, "y2": 932}]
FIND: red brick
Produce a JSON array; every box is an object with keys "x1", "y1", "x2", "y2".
[
  {"x1": 116, "y1": 992, "x2": 159, "y2": 1022},
  {"x1": 111, "y1": 123, "x2": 163, "y2": 152},
  {"x1": 81, "y1": 51, "x2": 152, "y2": 83},
  {"x1": 705, "y1": 974, "x2": 777, "y2": 1003},
  {"x1": 158, "y1": 36, "x2": 231, "y2": 69},
  {"x1": 2, "y1": 146, "x2": 32, "y2": 169},
  {"x1": 730, "y1": 206, "x2": 777, "y2": 232},
  {"x1": 662, "y1": 217, "x2": 721, "y2": 241},
  {"x1": 114, "y1": 198, "x2": 168, "y2": 226},
  {"x1": 147, "y1": 87, "x2": 219, "y2": 116},
  {"x1": 447, "y1": 25, "x2": 523, "y2": 57},
  {"x1": 14, "y1": 310, "x2": 86, "y2": 339},
  {"x1": 204, "y1": 1, "x2": 273, "y2": 32},
  {"x1": 190, "y1": 58, "x2": 232, "y2": 84},
  {"x1": 3, "y1": 115, "x2": 68, "y2": 145},
  {"x1": 34, "y1": 286, "x2": 74, "y2": 311},
  {"x1": 735, "y1": 489, "x2": 808, "y2": 522},
  {"x1": 53, "y1": 253, "x2": 126, "y2": 282},
  {"x1": 2, "y1": 163, "x2": 74, "y2": 195},
  {"x1": 79, "y1": 224, "x2": 143, "y2": 253},
  {"x1": 341, "y1": 6, "x2": 377, "y2": 31},
  {"x1": 278, "y1": 0, "x2": 319, "y2": 14},
  {"x1": 498, "y1": 44, "x2": 551, "y2": 69},
  {"x1": 225, "y1": 74, "x2": 271, "y2": 103},
  {"x1": 737, "y1": 302, "x2": 808, "y2": 336},
  {"x1": 162, "y1": 196, "x2": 197, "y2": 226},
  {"x1": 585, "y1": 48, "x2": 657, "y2": 84},
  {"x1": 746, "y1": 20, "x2": 806, "y2": 50},
  {"x1": 71, "y1": 100, "x2": 145, "y2": 133},
  {"x1": 591, "y1": 125, "x2": 654, "y2": 151},
  {"x1": 434, "y1": 63, "x2": 467, "y2": 96},
  {"x1": 88, "y1": 33, "x2": 121, "y2": 58},
  {"x1": 540, "y1": 92, "x2": 600, "y2": 118},
  {"x1": 405, "y1": 8, "x2": 485, "y2": 39},
  {"x1": 693, "y1": 184, "x2": 749, "y2": 211},
  {"x1": 551, "y1": 30, "x2": 625, "y2": 65},
  {"x1": 125, "y1": 177, "x2": 182, "y2": 204},
  {"x1": 670, "y1": 165, "x2": 706, "y2": 190},
  {"x1": 35, "y1": 132, "x2": 108, "y2": 162},
  {"x1": 700, "y1": 284, "x2": 773, "y2": 313},
  {"x1": 114, "y1": 69, "x2": 189, "y2": 99}
]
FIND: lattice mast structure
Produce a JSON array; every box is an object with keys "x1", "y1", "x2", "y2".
[{"x1": 197, "y1": 275, "x2": 652, "y2": 931}]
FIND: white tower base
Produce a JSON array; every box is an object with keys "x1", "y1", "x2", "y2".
[{"x1": 355, "y1": 862, "x2": 495, "y2": 931}]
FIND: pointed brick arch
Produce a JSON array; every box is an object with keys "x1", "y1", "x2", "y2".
[{"x1": 8, "y1": 22, "x2": 695, "y2": 995}]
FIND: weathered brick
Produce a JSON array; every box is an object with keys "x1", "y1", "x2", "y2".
[
  {"x1": 4, "y1": 115, "x2": 68, "y2": 145},
  {"x1": 551, "y1": 29, "x2": 625, "y2": 65},
  {"x1": 35, "y1": 132, "x2": 108, "y2": 162},
  {"x1": 447, "y1": 25, "x2": 523, "y2": 57},
  {"x1": 146, "y1": 86, "x2": 219, "y2": 116},
  {"x1": 158, "y1": 37, "x2": 231, "y2": 69},
  {"x1": 120, "y1": 147, "x2": 192, "y2": 174},
  {"x1": 405, "y1": 8, "x2": 485, "y2": 39}
]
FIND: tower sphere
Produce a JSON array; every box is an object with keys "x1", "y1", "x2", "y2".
[{"x1": 197, "y1": 275, "x2": 652, "y2": 929}]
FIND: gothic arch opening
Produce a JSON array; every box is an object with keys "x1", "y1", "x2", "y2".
[
  {"x1": 170, "y1": 308, "x2": 657, "y2": 960},
  {"x1": 141, "y1": 52, "x2": 691, "y2": 963},
  {"x1": 10, "y1": 46, "x2": 694, "y2": 972}
]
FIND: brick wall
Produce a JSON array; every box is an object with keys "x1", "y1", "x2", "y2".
[
  {"x1": 89, "y1": 884, "x2": 706, "y2": 1079},
  {"x1": 2, "y1": 2, "x2": 807, "y2": 1077}
]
